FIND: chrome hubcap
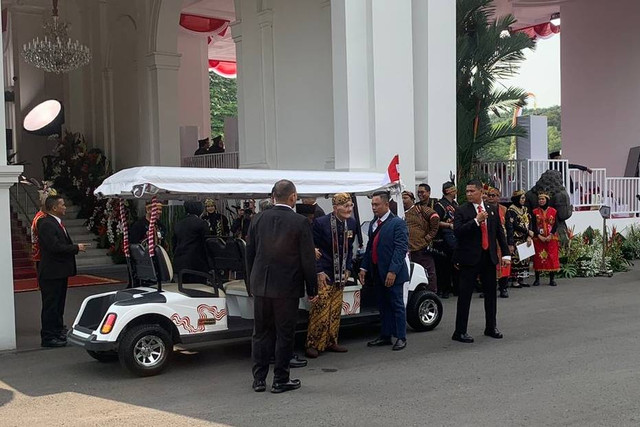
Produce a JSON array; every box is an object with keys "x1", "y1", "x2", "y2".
[
  {"x1": 418, "y1": 299, "x2": 438, "y2": 325},
  {"x1": 134, "y1": 335, "x2": 165, "y2": 367}
]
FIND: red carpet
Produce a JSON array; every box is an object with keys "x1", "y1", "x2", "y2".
[{"x1": 14, "y1": 275, "x2": 123, "y2": 293}]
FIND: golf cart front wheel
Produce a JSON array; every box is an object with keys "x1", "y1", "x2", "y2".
[
  {"x1": 118, "y1": 324, "x2": 173, "y2": 377},
  {"x1": 406, "y1": 290, "x2": 443, "y2": 331}
]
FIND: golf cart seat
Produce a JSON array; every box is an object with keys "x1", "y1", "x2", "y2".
[
  {"x1": 206, "y1": 237, "x2": 252, "y2": 318},
  {"x1": 129, "y1": 243, "x2": 221, "y2": 298}
]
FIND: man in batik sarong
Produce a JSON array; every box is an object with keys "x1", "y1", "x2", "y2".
[{"x1": 305, "y1": 193, "x2": 357, "y2": 358}]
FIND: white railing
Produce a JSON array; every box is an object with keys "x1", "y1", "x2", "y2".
[
  {"x1": 473, "y1": 159, "x2": 569, "y2": 198},
  {"x1": 182, "y1": 152, "x2": 239, "y2": 169},
  {"x1": 606, "y1": 177, "x2": 640, "y2": 216},
  {"x1": 569, "y1": 168, "x2": 607, "y2": 209}
]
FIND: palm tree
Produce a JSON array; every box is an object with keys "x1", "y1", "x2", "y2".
[{"x1": 457, "y1": 0, "x2": 535, "y2": 182}]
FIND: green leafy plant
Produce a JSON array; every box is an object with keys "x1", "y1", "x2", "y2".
[{"x1": 456, "y1": 0, "x2": 535, "y2": 183}]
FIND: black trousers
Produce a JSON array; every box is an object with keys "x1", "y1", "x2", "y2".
[
  {"x1": 252, "y1": 296, "x2": 299, "y2": 383},
  {"x1": 455, "y1": 250, "x2": 497, "y2": 335},
  {"x1": 40, "y1": 277, "x2": 68, "y2": 341}
]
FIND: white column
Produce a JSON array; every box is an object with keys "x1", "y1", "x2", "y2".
[
  {"x1": 0, "y1": 19, "x2": 24, "y2": 350},
  {"x1": 412, "y1": 0, "x2": 456, "y2": 196},
  {"x1": 331, "y1": 0, "x2": 375, "y2": 171},
  {"x1": 230, "y1": 16, "x2": 247, "y2": 167},
  {"x1": 371, "y1": 0, "x2": 415, "y2": 186},
  {"x1": 101, "y1": 68, "x2": 116, "y2": 167},
  {"x1": 257, "y1": 6, "x2": 278, "y2": 169},
  {"x1": 177, "y1": 32, "x2": 211, "y2": 141},
  {"x1": 145, "y1": 51, "x2": 182, "y2": 166}
]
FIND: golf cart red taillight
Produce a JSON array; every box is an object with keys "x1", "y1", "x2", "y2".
[{"x1": 100, "y1": 313, "x2": 117, "y2": 334}]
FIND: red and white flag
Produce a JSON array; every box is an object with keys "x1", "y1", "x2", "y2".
[{"x1": 382, "y1": 155, "x2": 400, "y2": 185}]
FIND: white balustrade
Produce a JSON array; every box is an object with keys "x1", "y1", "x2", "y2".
[
  {"x1": 569, "y1": 168, "x2": 606, "y2": 209},
  {"x1": 182, "y1": 152, "x2": 239, "y2": 169},
  {"x1": 605, "y1": 177, "x2": 640, "y2": 216}
]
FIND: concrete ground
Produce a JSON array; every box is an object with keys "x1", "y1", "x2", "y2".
[{"x1": 2, "y1": 264, "x2": 640, "y2": 426}]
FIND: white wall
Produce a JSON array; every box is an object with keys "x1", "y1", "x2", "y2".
[{"x1": 562, "y1": 0, "x2": 640, "y2": 176}]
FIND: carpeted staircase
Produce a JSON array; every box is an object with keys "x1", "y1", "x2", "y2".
[{"x1": 11, "y1": 209, "x2": 37, "y2": 280}]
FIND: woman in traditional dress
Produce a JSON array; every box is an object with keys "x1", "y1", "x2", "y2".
[
  {"x1": 531, "y1": 192, "x2": 560, "y2": 286},
  {"x1": 506, "y1": 190, "x2": 534, "y2": 288}
]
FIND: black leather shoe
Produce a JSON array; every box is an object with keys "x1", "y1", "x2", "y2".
[
  {"x1": 392, "y1": 339, "x2": 406, "y2": 351},
  {"x1": 41, "y1": 338, "x2": 67, "y2": 348},
  {"x1": 367, "y1": 337, "x2": 392, "y2": 347},
  {"x1": 532, "y1": 279, "x2": 540, "y2": 287},
  {"x1": 484, "y1": 328, "x2": 503, "y2": 339},
  {"x1": 451, "y1": 333, "x2": 474, "y2": 343},
  {"x1": 290, "y1": 356, "x2": 308, "y2": 368},
  {"x1": 440, "y1": 292, "x2": 450, "y2": 299},
  {"x1": 252, "y1": 379, "x2": 266, "y2": 392},
  {"x1": 549, "y1": 281, "x2": 558, "y2": 287},
  {"x1": 478, "y1": 293, "x2": 484, "y2": 298},
  {"x1": 271, "y1": 379, "x2": 301, "y2": 394},
  {"x1": 499, "y1": 289, "x2": 509, "y2": 298}
]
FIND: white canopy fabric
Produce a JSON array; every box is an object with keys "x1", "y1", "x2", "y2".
[{"x1": 94, "y1": 166, "x2": 401, "y2": 200}]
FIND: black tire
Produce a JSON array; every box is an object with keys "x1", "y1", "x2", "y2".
[
  {"x1": 406, "y1": 289, "x2": 443, "y2": 332},
  {"x1": 118, "y1": 324, "x2": 173, "y2": 377},
  {"x1": 87, "y1": 350, "x2": 119, "y2": 363}
]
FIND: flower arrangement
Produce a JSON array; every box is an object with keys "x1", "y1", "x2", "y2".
[
  {"x1": 87, "y1": 199, "x2": 137, "y2": 264},
  {"x1": 558, "y1": 225, "x2": 637, "y2": 278},
  {"x1": 44, "y1": 131, "x2": 111, "y2": 218}
]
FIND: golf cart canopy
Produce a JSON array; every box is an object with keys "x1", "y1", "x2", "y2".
[{"x1": 94, "y1": 166, "x2": 401, "y2": 200}]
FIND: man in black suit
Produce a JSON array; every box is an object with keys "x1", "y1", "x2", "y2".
[
  {"x1": 38, "y1": 195, "x2": 87, "y2": 347},
  {"x1": 172, "y1": 201, "x2": 209, "y2": 283},
  {"x1": 452, "y1": 180, "x2": 510, "y2": 344},
  {"x1": 246, "y1": 180, "x2": 318, "y2": 393}
]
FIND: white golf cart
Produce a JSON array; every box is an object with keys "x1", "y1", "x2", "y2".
[{"x1": 67, "y1": 166, "x2": 442, "y2": 376}]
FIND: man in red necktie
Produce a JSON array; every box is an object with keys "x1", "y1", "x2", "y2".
[
  {"x1": 358, "y1": 191, "x2": 410, "y2": 351},
  {"x1": 451, "y1": 180, "x2": 510, "y2": 344},
  {"x1": 37, "y1": 195, "x2": 87, "y2": 347}
]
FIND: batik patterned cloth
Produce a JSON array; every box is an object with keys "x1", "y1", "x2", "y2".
[{"x1": 306, "y1": 283, "x2": 344, "y2": 351}]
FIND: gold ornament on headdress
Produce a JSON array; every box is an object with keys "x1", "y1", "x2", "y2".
[
  {"x1": 537, "y1": 192, "x2": 550, "y2": 200},
  {"x1": 204, "y1": 199, "x2": 216, "y2": 207},
  {"x1": 512, "y1": 190, "x2": 525, "y2": 198},
  {"x1": 332, "y1": 192, "x2": 351, "y2": 206}
]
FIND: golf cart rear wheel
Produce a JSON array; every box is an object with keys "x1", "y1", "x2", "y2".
[
  {"x1": 118, "y1": 324, "x2": 173, "y2": 377},
  {"x1": 87, "y1": 350, "x2": 119, "y2": 363},
  {"x1": 407, "y1": 290, "x2": 442, "y2": 331}
]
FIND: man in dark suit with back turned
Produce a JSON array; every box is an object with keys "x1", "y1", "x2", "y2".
[
  {"x1": 452, "y1": 180, "x2": 510, "y2": 343},
  {"x1": 38, "y1": 195, "x2": 87, "y2": 347},
  {"x1": 246, "y1": 180, "x2": 318, "y2": 393},
  {"x1": 359, "y1": 191, "x2": 410, "y2": 351}
]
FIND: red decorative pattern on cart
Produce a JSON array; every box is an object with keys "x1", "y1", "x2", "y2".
[
  {"x1": 171, "y1": 304, "x2": 228, "y2": 333},
  {"x1": 341, "y1": 290, "x2": 361, "y2": 315}
]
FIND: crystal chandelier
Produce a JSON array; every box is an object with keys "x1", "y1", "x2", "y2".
[{"x1": 21, "y1": 0, "x2": 92, "y2": 74}]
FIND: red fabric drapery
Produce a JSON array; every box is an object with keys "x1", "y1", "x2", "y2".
[
  {"x1": 180, "y1": 13, "x2": 228, "y2": 36},
  {"x1": 208, "y1": 60, "x2": 237, "y2": 79},
  {"x1": 513, "y1": 22, "x2": 560, "y2": 40}
]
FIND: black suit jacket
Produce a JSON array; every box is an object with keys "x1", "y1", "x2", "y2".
[
  {"x1": 172, "y1": 214, "x2": 209, "y2": 275},
  {"x1": 453, "y1": 202, "x2": 509, "y2": 267},
  {"x1": 246, "y1": 205, "x2": 317, "y2": 298},
  {"x1": 37, "y1": 215, "x2": 79, "y2": 280}
]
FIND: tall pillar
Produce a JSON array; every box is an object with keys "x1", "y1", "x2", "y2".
[
  {"x1": 230, "y1": 14, "x2": 247, "y2": 167},
  {"x1": 371, "y1": 0, "x2": 416, "y2": 186},
  {"x1": 0, "y1": 19, "x2": 24, "y2": 350},
  {"x1": 412, "y1": 0, "x2": 456, "y2": 196},
  {"x1": 145, "y1": 51, "x2": 181, "y2": 166},
  {"x1": 331, "y1": 0, "x2": 375, "y2": 171},
  {"x1": 257, "y1": 4, "x2": 278, "y2": 169}
]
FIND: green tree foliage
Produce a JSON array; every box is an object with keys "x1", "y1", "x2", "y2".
[
  {"x1": 476, "y1": 105, "x2": 562, "y2": 162},
  {"x1": 209, "y1": 72, "x2": 238, "y2": 138},
  {"x1": 457, "y1": 0, "x2": 535, "y2": 180}
]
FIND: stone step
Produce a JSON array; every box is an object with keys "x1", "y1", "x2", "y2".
[
  {"x1": 79, "y1": 247, "x2": 110, "y2": 257},
  {"x1": 75, "y1": 255, "x2": 114, "y2": 267},
  {"x1": 63, "y1": 218, "x2": 87, "y2": 227},
  {"x1": 66, "y1": 225, "x2": 91, "y2": 235}
]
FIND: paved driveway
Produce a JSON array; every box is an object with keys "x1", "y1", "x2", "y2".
[{"x1": 2, "y1": 266, "x2": 640, "y2": 426}]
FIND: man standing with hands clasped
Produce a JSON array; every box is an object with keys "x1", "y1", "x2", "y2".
[
  {"x1": 452, "y1": 180, "x2": 510, "y2": 344},
  {"x1": 38, "y1": 195, "x2": 87, "y2": 347},
  {"x1": 359, "y1": 191, "x2": 409, "y2": 351},
  {"x1": 246, "y1": 180, "x2": 318, "y2": 394}
]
